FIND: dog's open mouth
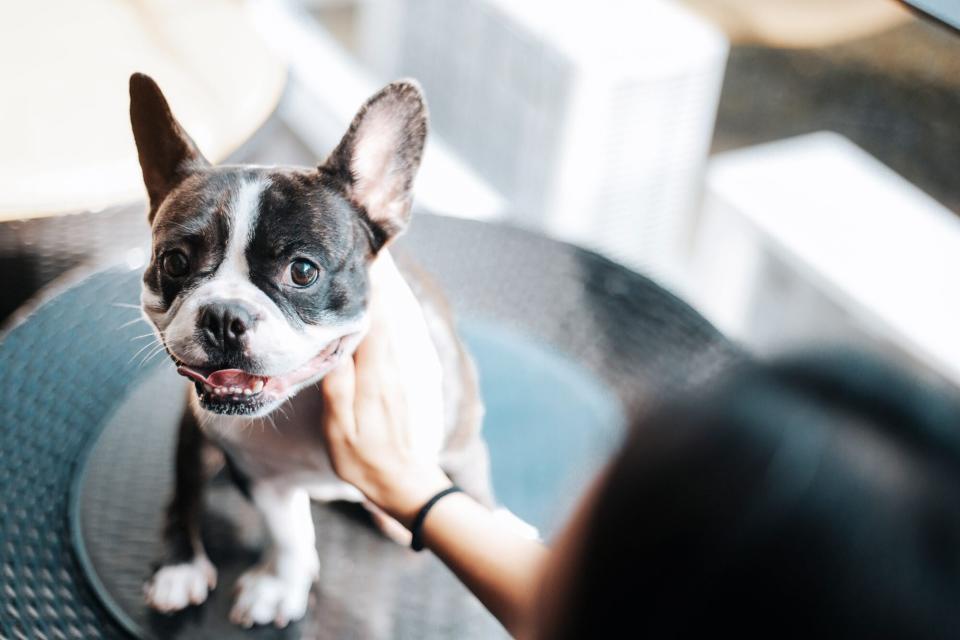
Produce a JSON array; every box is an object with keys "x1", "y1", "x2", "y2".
[
  {"x1": 174, "y1": 336, "x2": 347, "y2": 415},
  {"x1": 177, "y1": 366, "x2": 269, "y2": 402}
]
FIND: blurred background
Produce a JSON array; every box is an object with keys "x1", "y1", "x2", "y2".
[{"x1": 1, "y1": 0, "x2": 958, "y2": 392}]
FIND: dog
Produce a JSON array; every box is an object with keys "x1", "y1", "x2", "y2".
[{"x1": 129, "y1": 73, "x2": 494, "y2": 628}]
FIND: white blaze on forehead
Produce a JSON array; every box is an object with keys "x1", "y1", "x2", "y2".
[{"x1": 220, "y1": 178, "x2": 267, "y2": 279}]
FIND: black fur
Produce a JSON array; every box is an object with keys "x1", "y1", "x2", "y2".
[
  {"x1": 159, "y1": 405, "x2": 212, "y2": 566},
  {"x1": 246, "y1": 169, "x2": 373, "y2": 327},
  {"x1": 142, "y1": 170, "x2": 236, "y2": 312},
  {"x1": 129, "y1": 73, "x2": 209, "y2": 221}
]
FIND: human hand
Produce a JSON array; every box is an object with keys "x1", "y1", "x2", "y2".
[{"x1": 320, "y1": 257, "x2": 451, "y2": 528}]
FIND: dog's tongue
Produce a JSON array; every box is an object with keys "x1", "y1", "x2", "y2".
[
  {"x1": 176, "y1": 366, "x2": 263, "y2": 388},
  {"x1": 207, "y1": 369, "x2": 260, "y2": 387}
]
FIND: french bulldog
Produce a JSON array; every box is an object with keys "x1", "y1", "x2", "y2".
[{"x1": 129, "y1": 73, "x2": 493, "y2": 628}]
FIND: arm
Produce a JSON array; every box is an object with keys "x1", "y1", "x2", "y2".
[
  {"x1": 320, "y1": 262, "x2": 547, "y2": 636},
  {"x1": 414, "y1": 491, "x2": 548, "y2": 635}
]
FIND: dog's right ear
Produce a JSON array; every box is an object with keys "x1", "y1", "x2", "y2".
[
  {"x1": 320, "y1": 80, "x2": 427, "y2": 252},
  {"x1": 129, "y1": 73, "x2": 208, "y2": 221}
]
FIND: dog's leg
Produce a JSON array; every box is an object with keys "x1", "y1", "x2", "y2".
[
  {"x1": 144, "y1": 407, "x2": 218, "y2": 612},
  {"x1": 229, "y1": 481, "x2": 319, "y2": 628}
]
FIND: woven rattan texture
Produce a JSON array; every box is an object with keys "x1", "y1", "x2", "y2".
[
  {"x1": 0, "y1": 215, "x2": 740, "y2": 639},
  {"x1": 1, "y1": 270, "x2": 143, "y2": 640},
  {"x1": 399, "y1": 215, "x2": 740, "y2": 415}
]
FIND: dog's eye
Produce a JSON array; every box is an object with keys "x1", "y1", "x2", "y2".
[
  {"x1": 161, "y1": 250, "x2": 189, "y2": 278},
  {"x1": 289, "y1": 259, "x2": 319, "y2": 287}
]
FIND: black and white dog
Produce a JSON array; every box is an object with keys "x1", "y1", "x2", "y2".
[{"x1": 129, "y1": 74, "x2": 494, "y2": 627}]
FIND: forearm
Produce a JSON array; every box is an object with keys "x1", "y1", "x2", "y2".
[
  {"x1": 369, "y1": 468, "x2": 547, "y2": 635},
  {"x1": 419, "y1": 493, "x2": 548, "y2": 637}
]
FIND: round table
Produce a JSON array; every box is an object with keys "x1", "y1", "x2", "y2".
[{"x1": 0, "y1": 214, "x2": 740, "y2": 639}]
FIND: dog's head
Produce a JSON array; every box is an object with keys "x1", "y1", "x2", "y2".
[{"x1": 129, "y1": 73, "x2": 427, "y2": 417}]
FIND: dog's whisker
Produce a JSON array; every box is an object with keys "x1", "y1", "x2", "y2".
[
  {"x1": 111, "y1": 302, "x2": 142, "y2": 310},
  {"x1": 139, "y1": 343, "x2": 168, "y2": 368},
  {"x1": 267, "y1": 412, "x2": 279, "y2": 434},
  {"x1": 129, "y1": 339, "x2": 161, "y2": 363},
  {"x1": 164, "y1": 220, "x2": 199, "y2": 236},
  {"x1": 140, "y1": 351, "x2": 165, "y2": 369},
  {"x1": 138, "y1": 352, "x2": 160, "y2": 369},
  {"x1": 118, "y1": 316, "x2": 148, "y2": 330},
  {"x1": 129, "y1": 326, "x2": 164, "y2": 337}
]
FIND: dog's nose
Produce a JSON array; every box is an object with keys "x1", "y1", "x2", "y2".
[{"x1": 199, "y1": 302, "x2": 256, "y2": 353}]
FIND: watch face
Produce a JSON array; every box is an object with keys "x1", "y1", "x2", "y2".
[{"x1": 902, "y1": 0, "x2": 960, "y2": 32}]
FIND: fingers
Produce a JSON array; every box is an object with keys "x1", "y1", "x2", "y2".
[
  {"x1": 321, "y1": 357, "x2": 358, "y2": 442},
  {"x1": 354, "y1": 309, "x2": 391, "y2": 371},
  {"x1": 322, "y1": 355, "x2": 356, "y2": 406},
  {"x1": 352, "y1": 314, "x2": 398, "y2": 433}
]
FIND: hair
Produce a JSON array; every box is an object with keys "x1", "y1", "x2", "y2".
[{"x1": 545, "y1": 351, "x2": 960, "y2": 639}]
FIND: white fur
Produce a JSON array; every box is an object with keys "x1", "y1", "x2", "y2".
[
  {"x1": 144, "y1": 553, "x2": 217, "y2": 612},
  {"x1": 366, "y1": 252, "x2": 445, "y2": 464},
  {"x1": 229, "y1": 482, "x2": 319, "y2": 628},
  {"x1": 218, "y1": 177, "x2": 261, "y2": 278}
]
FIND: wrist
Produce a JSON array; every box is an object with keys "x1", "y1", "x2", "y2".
[{"x1": 367, "y1": 463, "x2": 452, "y2": 529}]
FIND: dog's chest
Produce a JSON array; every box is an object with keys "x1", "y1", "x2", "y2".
[
  {"x1": 198, "y1": 390, "x2": 368, "y2": 500},
  {"x1": 207, "y1": 391, "x2": 326, "y2": 473}
]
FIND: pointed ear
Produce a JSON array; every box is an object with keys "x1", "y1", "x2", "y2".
[
  {"x1": 321, "y1": 80, "x2": 428, "y2": 250},
  {"x1": 129, "y1": 73, "x2": 208, "y2": 221}
]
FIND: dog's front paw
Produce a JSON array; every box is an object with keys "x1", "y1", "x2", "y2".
[
  {"x1": 229, "y1": 566, "x2": 314, "y2": 628},
  {"x1": 144, "y1": 555, "x2": 217, "y2": 613}
]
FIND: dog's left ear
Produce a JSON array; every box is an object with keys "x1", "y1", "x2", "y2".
[{"x1": 321, "y1": 80, "x2": 428, "y2": 251}]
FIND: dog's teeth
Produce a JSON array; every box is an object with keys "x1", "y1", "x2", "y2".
[
  {"x1": 243, "y1": 388, "x2": 253, "y2": 396},
  {"x1": 253, "y1": 380, "x2": 264, "y2": 393},
  {"x1": 214, "y1": 387, "x2": 225, "y2": 396}
]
